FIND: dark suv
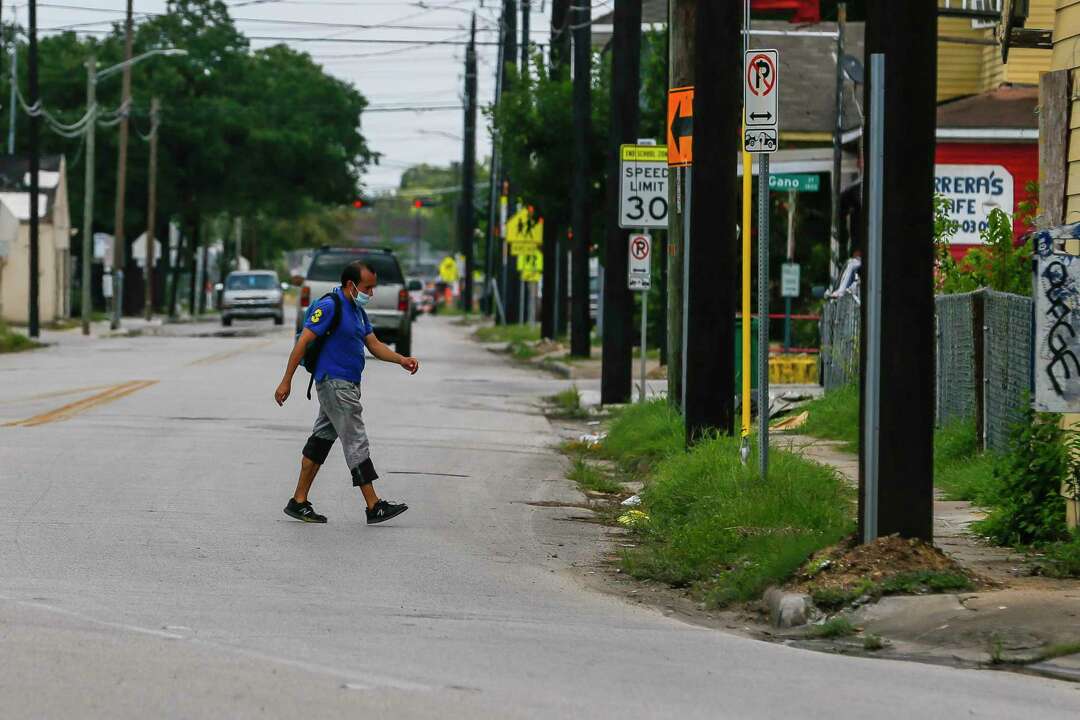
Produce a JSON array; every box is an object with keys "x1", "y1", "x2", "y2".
[{"x1": 295, "y1": 247, "x2": 414, "y2": 356}]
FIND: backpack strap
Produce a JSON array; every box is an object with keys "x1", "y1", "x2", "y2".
[{"x1": 306, "y1": 291, "x2": 345, "y2": 400}]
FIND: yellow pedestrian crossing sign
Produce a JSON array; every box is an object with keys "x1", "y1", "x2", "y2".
[
  {"x1": 505, "y1": 207, "x2": 543, "y2": 256},
  {"x1": 517, "y1": 249, "x2": 543, "y2": 283},
  {"x1": 439, "y1": 256, "x2": 458, "y2": 283}
]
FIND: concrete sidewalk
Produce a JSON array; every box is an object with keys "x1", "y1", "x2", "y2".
[{"x1": 777, "y1": 433, "x2": 1080, "y2": 675}]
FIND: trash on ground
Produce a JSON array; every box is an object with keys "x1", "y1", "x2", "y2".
[
  {"x1": 578, "y1": 432, "x2": 607, "y2": 448},
  {"x1": 772, "y1": 411, "x2": 809, "y2": 431},
  {"x1": 621, "y1": 494, "x2": 642, "y2": 507}
]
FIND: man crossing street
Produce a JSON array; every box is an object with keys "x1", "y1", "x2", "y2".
[{"x1": 274, "y1": 259, "x2": 420, "y2": 525}]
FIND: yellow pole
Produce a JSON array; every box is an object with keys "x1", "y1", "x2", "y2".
[{"x1": 741, "y1": 138, "x2": 752, "y2": 437}]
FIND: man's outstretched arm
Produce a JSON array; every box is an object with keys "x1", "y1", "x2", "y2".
[
  {"x1": 364, "y1": 333, "x2": 420, "y2": 374},
  {"x1": 276, "y1": 329, "x2": 317, "y2": 405}
]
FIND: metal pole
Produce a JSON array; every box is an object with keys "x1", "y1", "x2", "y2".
[
  {"x1": 863, "y1": 53, "x2": 885, "y2": 543},
  {"x1": 81, "y1": 58, "x2": 96, "y2": 335},
  {"x1": 741, "y1": 0, "x2": 752, "y2": 454},
  {"x1": 640, "y1": 287, "x2": 648, "y2": 403},
  {"x1": 27, "y1": 0, "x2": 39, "y2": 338},
  {"x1": 110, "y1": 0, "x2": 134, "y2": 330},
  {"x1": 7, "y1": 39, "x2": 16, "y2": 154},
  {"x1": 757, "y1": 153, "x2": 770, "y2": 479},
  {"x1": 830, "y1": 3, "x2": 846, "y2": 286},
  {"x1": 144, "y1": 97, "x2": 158, "y2": 321},
  {"x1": 784, "y1": 188, "x2": 796, "y2": 352}
]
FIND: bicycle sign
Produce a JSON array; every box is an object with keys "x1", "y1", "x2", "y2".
[
  {"x1": 744, "y1": 49, "x2": 779, "y2": 154},
  {"x1": 619, "y1": 144, "x2": 669, "y2": 229}
]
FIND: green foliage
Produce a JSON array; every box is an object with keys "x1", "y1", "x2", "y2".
[
  {"x1": 0, "y1": 324, "x2": 40, "y2": 353},
  {"x1": 601, "y1": 400, "x2": 684, "y2": 474},
  {"x1": 567, "y1": 457, "x2": 623, "y2": 494},
  {"x1": 974, "y1": 411, "x2": 1073, "y2": 546},
  {"x1": 623, "y1": 435, "x2": 853, "y2": 607},
  {"x1": 863, "y1": 634, "x2": 885, "y2": 651},
  {"x1": 473, "y1": 323, "x2": 540, "y2": 344},
  {"x1": 799, "y1": 384, "x2": 860, "y2": 451},
  {"x1": 808, "y1": 617, "x2": 856, "y2": 639},
  {"x1": 1033, "y1": 533, "x2": 1080, "y2": 579},
  {"x1": 810, "y1": 571, "x2": 972, "y2": 611},
  {"x1": 546, "y1": 386, "x2": 590, "y2": 419},
  {"x1": 936, "y1": 205, "x2": 1031, "y2": 296},
  {"x1": 933, "y1": 418, "x2": 999, "y2": 502}
]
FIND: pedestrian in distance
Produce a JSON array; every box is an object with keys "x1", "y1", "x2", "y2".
[{"x1": 275, "y1": 259, "x2": 420, "y2": 525}]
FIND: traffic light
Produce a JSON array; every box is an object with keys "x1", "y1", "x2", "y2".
[
  {"x1": 413, "y1": 199, "x2": 422, "y2": 209},
  {"x1": 410, "y1": 197, "x2": 437, "y2": 209},
  {"x1": 352, "y1": 197, "x2": 373, "y2": 209}
]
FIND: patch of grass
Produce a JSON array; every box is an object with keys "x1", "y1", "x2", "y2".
[
  {"x1": 799, "y1": 384, "x2": 859, "y2": 451},
  {"x1": 0, "y1": 324, "x2": 41, "y2": 353},
  {"x1": 1031, "y1": 642, "x2": 1080, "y2": 663},
  {"x1": 546, "y1": 385, "x2": 590, "y2": 419},
  {"x1": 474, "y1": 323, "x2": 540, "y2": 344},
  {"x1": 863, "y1": 633, "x2": 885, "y2": 651},
  {"x1": 1034, "y1": 533, "x2": 1080, "y2": 578},
  {"x1": 810, "y1": 570, "x2": 973, "y2": 612},
  {"x1": 808, "y1": 616, "x2": 856, "y2": 639},
  {"x1": 510, "y1": 341, "x2": 539, "y2": 361},
  {"x1": 933, "y1": 419, "x2": 998, "y2": 502},
  {"x1": 601, "y1": 400, "x2": 684, "y2": 474},
  {"x1": 567, "y1": 457, "x2": 623, "y2": 494},
  {"x1": 621, "y1": 434, "x2": 854, "y2": 608}
]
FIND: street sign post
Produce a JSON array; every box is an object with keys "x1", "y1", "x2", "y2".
[
  {"x1": 745, "y1": 48, "x2": 780, "y2": 479},
  {"x1": 619, "y1": 145, "x2": 670, "y2": 229},
  {"x1": 628, "y1": 232, "x2": 651, "y2": 403},
  {"x1": 744, "y1": 49, "x2": 779, "y2": 155}
]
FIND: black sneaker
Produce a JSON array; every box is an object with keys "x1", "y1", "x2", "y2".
[
  {"x1": 366, "y1": 499, "x2": 408, "y2": 525},
  {"x1": 284, "y1": 498, "x2": 327, "y2": 523}
]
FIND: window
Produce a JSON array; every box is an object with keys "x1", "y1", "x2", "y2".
[
  {"x1": 226, "y1": 274, "x2": 277, "y2": 290},
  {"x1": 307, "y1": 252, "x2": 405, "y2": 285}
]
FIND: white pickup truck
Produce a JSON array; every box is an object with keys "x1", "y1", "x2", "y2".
[{"x1": 295, "y1": 247, "x2": 414, "y2": 356}]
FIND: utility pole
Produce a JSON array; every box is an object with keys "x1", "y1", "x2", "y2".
[
  {"x1": 144, "y1": 98, "x2": 159, "y2": 320},
  {"x1": 81, "y1": 57, "x2": 97, "y2": 335},
  {"x1": 521, "y1": 0, "x2": 530, "y2": 69},
  {"x1": 601, "y1": 0, "x2": 642, "y2": 404},
  {"x1": 860, "y1": 1, "x2": 937, "y2": 542},
  {"x1": 684, "y1": 0, "x2": 739, "y2": 440},
  {"x1": 667, "y1": 0, "x2": 695, "y2": 409},
  {"x1": 110, "y1": 0, "x2": 133, "y2": 329},
  {"x1": 27, "y1": 0, "x2": 39, "y2": 338},
  {"x1": 569, "y1": 0, "x2": 591, "y2": 356},
  {"x1": 547, "y1": 0, "x2": 571, "y2": 339},
  {"x1": 501, "y1": 0, "x2": 520, "y2": 325},
  {"x1": 484, "y1": 8, "x2": 505, "y2": 319},
  {"x1": 830, "y1": 3, "x2": 846, "y2": 287},
  {"x1": 8, "y1": 37, "x2": 16, "y2": 154},
  {"x1": 461, "y1": 15, "x2": 478, "y2": 312}
]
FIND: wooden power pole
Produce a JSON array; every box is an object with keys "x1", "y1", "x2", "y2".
[
  {"x1": 860, "y1": 2, "x2": 937, "y2": 541},
  {"x1": 550, "y1": 0, "x2": 571, "y2": 339},
  {"x1": 601, "y1": 0, "x2": 642, "y2": 404},
  {"x1": 27, "y1": 0, "x2": 39, "y2": 337},
  {"x1": 569, "y1": 0, "x2": 592, "y2": 357},
  {"x1": 666, "y1": 0, "x2": 695, "y2": 409},
  {"x1": 684, "y1": 0, "x2": 741, "y2": 440},
  {"x1": 110, "y1": 0, "x2": 134, "y2": 329},
  {"x1": 144, "y1": 98, "x2": 160, "y2": 320},
  {"x1": 461, "y1": 16, "x2": 478, "y2": 312}
]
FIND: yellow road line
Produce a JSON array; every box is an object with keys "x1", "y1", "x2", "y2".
[
  {"x1": 187, "y1": 339, "x2": 273, "y2": 367},
  {"x1": 4, "y1": 380, "x2": 158, "y2": 427},
  {"x1": 0, "y1": 384, "x2": 115, "y2": 406}
]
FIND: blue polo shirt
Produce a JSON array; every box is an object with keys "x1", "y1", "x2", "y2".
[{"x1": 303, "y1": 287, "x2": 373, "y2": 383}]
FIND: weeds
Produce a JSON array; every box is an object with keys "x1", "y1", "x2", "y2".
[
  {"x1": 622, "y1": 434, "x2": 853, "y2": 608},
  {"x1": 0, "y1": 324, "x2": 40, "y2": 353},
  {"x1": 567, "y1": 457, "x2": 623, "y2": 494},
  {"x1": 546, "y1": 386, "x2": 590, "y2": 419},
  {"x1": 810, "y1": 571, "x2": 972, "y2": 612},
  {"x1": 934, "y1": 419, "x2": 998, "y2": 502},
  {"x1": 863, "y1": 633, "x2": 885, "y2": 651},
  {"x1": 601, "y1": 400, "x2": 684, "y2": 475},
  {"x1": 808, "y1": 617, "x2": 856, "y2": 639},
  {"x1": 799, "y1": 384, "x2": 859, "y2": 452},
  {"x1": 1033, "y1": 533, "x2": 1080, "y2": 578},
  {"x1": 474, "y1": 324, "x2": 540, "y2": 345}
]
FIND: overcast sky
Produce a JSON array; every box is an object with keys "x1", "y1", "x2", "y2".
[{"x1": 11, "y1": 0, "x2": 615, "y2": 193}]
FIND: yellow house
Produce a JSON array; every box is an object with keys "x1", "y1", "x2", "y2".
[
  {"x1": 1050, "y1": 0, "x2": 1080, "y2": 220},
  {"x1": 937, "y1": 0, "x2": 1056, "y2": 101}
]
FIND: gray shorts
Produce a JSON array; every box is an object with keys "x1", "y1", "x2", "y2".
[{"x1": 307, "y1": 378, "x2": 378, "y2": 485}]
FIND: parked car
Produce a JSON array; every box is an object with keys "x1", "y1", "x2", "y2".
[
  {"x1": 219, "y1": 270, "x2": 286, "y2": 327},
  {"x1": 406, "y1": 278, "x2": 424, "y2": 319},
  {"x1": 296, "y1": 247, "x2": 413, "y2": 356}
]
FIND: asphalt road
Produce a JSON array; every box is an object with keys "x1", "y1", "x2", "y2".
[{"x1": 1, "y1": 316, "x2": 1077, "y2": 719}]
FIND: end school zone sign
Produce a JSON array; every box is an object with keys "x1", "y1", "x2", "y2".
[{"x1": 619, "y1": 144, "x2": 670, "y2": 229}]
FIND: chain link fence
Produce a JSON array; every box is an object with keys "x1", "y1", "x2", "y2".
[
  {"x1": 820, "y1": 293, "x2": 860, "y2": 391},
  {"x1": 819, "y1": 289, "x2": 1032, "y2": 452},
  {"x1": 983, "y1": 290, "x2": 1033, "y2": 452},
  {"x1": 935, "y1": 292, "x2": 978, "y2": 426}
]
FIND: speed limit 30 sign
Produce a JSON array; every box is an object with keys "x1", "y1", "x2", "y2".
[{"x1": 619, "y1": 144, "x2": 669, "y2": 229}]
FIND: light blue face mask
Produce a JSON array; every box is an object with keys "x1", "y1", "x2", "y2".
[{"x1": 353, "y1": 287, "x2": 372, "y2": 308}]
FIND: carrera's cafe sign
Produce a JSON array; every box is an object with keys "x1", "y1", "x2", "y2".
[{"x1": 934, "y1": 164, "x2": 1015, "y2": 245}]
